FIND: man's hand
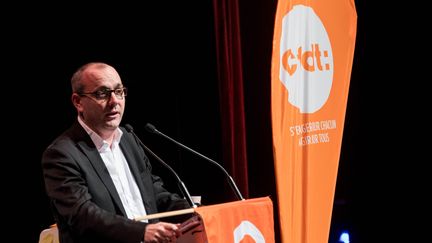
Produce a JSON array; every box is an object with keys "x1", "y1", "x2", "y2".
[{"x1": 144, "y1": 222, "x2": 181, "y2": 243}]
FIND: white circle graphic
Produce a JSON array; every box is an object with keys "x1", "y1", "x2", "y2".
[
  {"x1": 233, "y1": 220, "x2": 265, "y2": 243},
  {"x1": 279, "y1": 5, "x2": 333, "y2": 113}
]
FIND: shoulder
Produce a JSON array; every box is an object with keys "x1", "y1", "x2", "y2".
[{"x1": 42, "y1": 122, "x2": 91, "y2": 159}]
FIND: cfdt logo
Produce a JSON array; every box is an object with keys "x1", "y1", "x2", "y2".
[{"x1": 279, "y1": 5, "x2": 333, "y2": 113}]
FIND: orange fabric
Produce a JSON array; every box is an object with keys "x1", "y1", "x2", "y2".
[
  {"x1": 195, "y1": 197, "x2": 275, "y2": 243},
  {"x1": 271, "y1": 1, "x2": 357, "y2": 243},
  {"x1": 38, "y1": 224, "x2": 59, "y2": 243}
]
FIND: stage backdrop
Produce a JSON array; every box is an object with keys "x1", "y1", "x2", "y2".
[{"x1": 271, "y1": 0, "x2": 357, "y2": 242}]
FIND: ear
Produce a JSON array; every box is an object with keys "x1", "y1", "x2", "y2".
[{"x1": 71, "y1": 93, "x2": 84, "y2": 112}]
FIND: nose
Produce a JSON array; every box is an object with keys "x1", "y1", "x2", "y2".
[{"x1": 107, "y1": 92, "x2": 122, "y2": 107}]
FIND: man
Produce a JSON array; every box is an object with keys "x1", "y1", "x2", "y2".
[{"x1": 42, "y1": 62, "x2": 190, "y2": 243}]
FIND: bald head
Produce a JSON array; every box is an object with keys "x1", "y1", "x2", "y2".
[{"x1": 71, "y1": 62, "x2": 115, "y2": 93}]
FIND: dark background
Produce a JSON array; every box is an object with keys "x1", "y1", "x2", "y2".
[{"x1": 3, "y1": 1, "x2": 421, "y2": 242}]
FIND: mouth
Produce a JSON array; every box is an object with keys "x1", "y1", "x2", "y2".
[{"x1": 106, "y1": 111, "x2": 120, "y2": 120}]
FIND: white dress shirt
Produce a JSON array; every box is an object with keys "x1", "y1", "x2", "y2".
[{"x1": 78, "y1": 117, "x2": 148, "y2": 222}]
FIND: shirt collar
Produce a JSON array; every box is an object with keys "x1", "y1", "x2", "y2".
[{"x1": 77, "y1": 116, "x2": 123, "y2": 151}]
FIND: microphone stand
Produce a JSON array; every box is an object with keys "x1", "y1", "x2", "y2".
[
  {"x1": 125, "y1": 124, "x2": 196, "y2": 208},
  {"x1": 145, "y1": 123, "x2": 245, "y2": 201}
]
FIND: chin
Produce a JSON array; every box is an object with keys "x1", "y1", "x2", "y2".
[{"x1": 105, "y1": 120, "x2": 121, "y2": 129}]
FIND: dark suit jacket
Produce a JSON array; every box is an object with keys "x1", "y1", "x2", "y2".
[{"x1": 41, "y1": 122, "x2": 189, "y2": 243}]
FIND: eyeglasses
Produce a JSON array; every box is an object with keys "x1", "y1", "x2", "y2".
[{"x1": 78, "y1": 87, "x2": 127, "y2": 101}]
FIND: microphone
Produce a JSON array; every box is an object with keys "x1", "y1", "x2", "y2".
[
  {"x1": 124, "y1": 124, "x2": 196, "y2": 208},
  {"x1": 145, "y1": 123, "x2": 245, "y2": 200}
]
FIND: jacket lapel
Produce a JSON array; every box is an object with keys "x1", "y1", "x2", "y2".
[
  {"x1": 73, "y1": 125, "x2": 128, "y2": 217},
  {"x1": 119, "y1": 134, "x2": 155, "y2": 214}
]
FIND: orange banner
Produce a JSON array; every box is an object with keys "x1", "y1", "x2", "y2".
[
  {"x1": 195, "y1": 197, "x2": 275, "y2": 243},
  {"x1": 271, "y1": 1, "x2": 357, "y2": 243}
]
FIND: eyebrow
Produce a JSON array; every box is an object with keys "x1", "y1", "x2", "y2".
[{"x1": 96, "y1": 84, "x2": 124, "y2": 90}]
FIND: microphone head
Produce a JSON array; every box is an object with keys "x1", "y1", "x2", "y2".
[
  {"x1": 124, "y1": 124, "x2": 134, "y2": 132},
  {"x1": 145, "y1": 123, "x2": 157, "y2": 133}
]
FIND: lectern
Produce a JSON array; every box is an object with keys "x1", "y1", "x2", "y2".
[{"x1": 139, "y1": 197, "x2": 275, "y2": 243}]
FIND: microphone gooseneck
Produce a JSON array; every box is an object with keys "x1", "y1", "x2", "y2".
[
  {"x1": 125, "y1": 124, "x2": 196, "y2": 208},
  {"x1": 145, "y1": 123, "x2": 245, "y2": 201}
]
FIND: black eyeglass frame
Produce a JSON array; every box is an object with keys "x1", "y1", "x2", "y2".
[{"x1": 77, "y1": 87, "x2": 127, "y2": 100}]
